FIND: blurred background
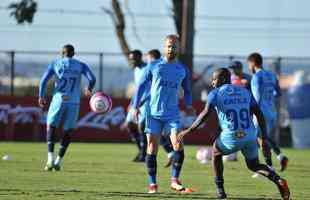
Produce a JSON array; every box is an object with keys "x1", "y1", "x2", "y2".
[{"x1": 0, "y1": 0, "x2": 310, "y2": 147}]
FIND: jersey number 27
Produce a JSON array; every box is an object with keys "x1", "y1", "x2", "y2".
[{"x1": 59, "y1": 77, "x2": 77, "y2": 92}]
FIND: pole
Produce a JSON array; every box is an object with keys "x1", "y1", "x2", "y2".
[
  {"x1": 99, "y1": 53, "x2": 103, "y2": 91},
  {"x1": 10, "y1": 51, "x2": 15, "y2": 96},
  {"x1": 274, "y1": 57, "x2": 282, "y2": 145}
]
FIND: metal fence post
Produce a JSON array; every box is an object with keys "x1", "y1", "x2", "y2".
[
  {"x1": 275, "y1": 57, "x2": 282, "y2": 145},
  {"x1": 229, "y1": 55, "x2": 234, "y2": 62},
  {"x1": 99, "y1": 53, "x2": 103, "y2": 91},
  {"x1": 10, "y1": 51, "x2": 15, "y2": 96}
]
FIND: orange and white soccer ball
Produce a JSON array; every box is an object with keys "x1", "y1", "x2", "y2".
[{"x1": 89, "y1": 92, "x2": 112, "y2": 114}]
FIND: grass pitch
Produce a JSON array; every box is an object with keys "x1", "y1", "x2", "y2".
[{"x1": 0, "y1": 142, "x2": 309, "y2": 200}]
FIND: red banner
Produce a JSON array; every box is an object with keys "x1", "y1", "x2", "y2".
[{"x1": 0, "y1": 96, "x2": 218, "y2": 145}]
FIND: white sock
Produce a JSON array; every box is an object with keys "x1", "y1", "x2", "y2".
[
  {"x1": 277, "y1": 154, "x2": 284, "y2": 161},
  {"x1": 54, "y1": 156, "x2": 63, "y2": 166},
  {"x1": 47, "y1": 152, "x2": 54, "y2": 164}
]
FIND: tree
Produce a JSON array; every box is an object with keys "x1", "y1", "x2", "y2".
[
  {"x1": 8, "y1": 0, "x2": 37, "y2": 24},
  {"x1": 104, "y1": 0, "x2": 196, "y2": 72},
  {"x1": 102, "y1": 0, "x2": 131, "y2": 61},
  {"x1": 8, "y1": 0, "x2": 196, "y2": 70},
  {"x1": 172, "y1": 0, "x2": 195, "y2": 73}
]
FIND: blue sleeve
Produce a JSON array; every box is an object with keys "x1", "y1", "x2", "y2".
[
  {"x1": 244, "y1": 73, "x2": 252, "y2": 91},
  {"x1": 39, "y1": 63, "x2": 55, "y2": 98},
  {"x1": 181, "y1": 67, "x2": 193, "y2": 107},
  {"x1": 250, "y1": 93, "x2": 258, "y2": 107},
  {"x1": 132, "y1": 65, "x2": 152, "y2": 109},
  {"x1": 207, "y1": 89, "x2": 217, "y2": 109},
  {"x1": 251, "y1": 74, "x2": 261, "y2": 104},
  {"x1": 82, "y1": 63, "x2": 96, "y2": 91}
]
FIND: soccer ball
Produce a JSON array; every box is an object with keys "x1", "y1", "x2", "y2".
[
  {"x1": 196, "y1": 147, "x2": 213, "y2": 164},
  {"x1": 223, "y1": 153, "x2": 238, "y2": 162},
  {"x1": 89, "y1": 92, "x2": 112, "y2": 114}
]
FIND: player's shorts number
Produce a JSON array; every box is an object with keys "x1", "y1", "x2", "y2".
[
  {"x1": 59, "y1": 77, "x2": 77, "y2": 92},
  {"x1": 226, "y1": 108, "x2": 250, "y2": 131}
]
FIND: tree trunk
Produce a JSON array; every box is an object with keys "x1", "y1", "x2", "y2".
[
  {"x1": 172, "y1": 0, "x2": 183, "y2": 39},
  {"x1": 172, "y1": 0, "x2": 195, "y2": 73},
  {"x1": 111, "y1": 0, "x2": 131, "y2": 61},
  {"x1": 180, "y1": 0, "x2": 195, "y2": 73}
]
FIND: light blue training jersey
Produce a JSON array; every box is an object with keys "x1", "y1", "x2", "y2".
[
  {"x1": 133, "y1": 58, "x2": 192, "y2": 120},
  {"x1": 39, "y1": 57, "x2": 96, "y2": 104},
  {"x1": 251, "y1": 69, "x2": 281, "y2": 121},
  {"x1": 207, "y1": 84, "x2": 257, "y2": 143}
]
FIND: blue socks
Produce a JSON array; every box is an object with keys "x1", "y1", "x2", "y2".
[
  {"x1": 58, "y1": 130, "x2": 72, "y2": 158},
  {"x1": 146, "y1": 154, "x2": 157, "y2": 184},
  {"x1": 171, "y1": 150, "x2": 184, "y2": 179},
  {"x1": 46, "y1": 127, "x2": 56, "y2": 153},
  {"x1": 140, "y1": 133, "x2": 147, "y2": 158},
  {"x1": 160, "y1": 135, "x2": 173, "y2": 154}
]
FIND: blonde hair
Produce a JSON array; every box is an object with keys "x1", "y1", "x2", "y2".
[{"x1": 165, "y1": 34, "x2": 180, "y2": 42}]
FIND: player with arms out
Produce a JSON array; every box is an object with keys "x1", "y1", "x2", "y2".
[
  {"x1": 39, "y1": 44, "x2": 96, "y2": 171},
  {"x1": 132, "y1": 35, "x2": 195, "y2": 194},
  {"x1": 178, "y1": 68, "x2": 290, "y2": 200},
  {"x1": 248, "y1": 52, "x2": 288, "y2": 171},
  {"x1": 123, "y1": 49, "x2": 148, "y2": 162}
]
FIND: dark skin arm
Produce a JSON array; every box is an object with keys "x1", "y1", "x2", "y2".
[
  {"x1": 251, "y1": 103, "x2": 267, "y2": 139},
  {"x1": 177, "y1": 102, "x2": 215, "y2": 142},
  {"x1": 251, "y1": 103, "x2": 271, "y2": 160}
]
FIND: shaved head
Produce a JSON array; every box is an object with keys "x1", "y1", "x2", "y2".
[{"x1": 62, "y1": 44, "x2": 75, "y2": 58}]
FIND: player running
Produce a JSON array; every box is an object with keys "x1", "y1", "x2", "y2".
[
  {"x1": 132, "y1": 35, "x2": 195, "y2": 194},
  {"x1": 229, "y1": 60, "x2": 252, "y2": 89},
  {"x1": 178, "y1": 68, "x2": 290, "y2": 200},
  {"x1": 247, "y1": 53, "x2": 289, "y2": 171},
  {"x1": 39, "y1": 44, "x2": 96, "y2": 171}
]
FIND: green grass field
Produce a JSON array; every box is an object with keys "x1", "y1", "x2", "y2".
[{"x1": 0, "y1": 142, "x2": 309, "y2": 200}]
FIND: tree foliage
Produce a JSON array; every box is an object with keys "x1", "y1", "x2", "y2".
[
  {"x1": 8, "y1": 0, "x2": 37, "y2": 24},
  {"x1": 7, "y1": 0, "x2": 195, "y2": 71}
]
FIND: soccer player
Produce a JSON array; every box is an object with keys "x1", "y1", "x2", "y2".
[
  {"x1": 132, "y1": 35, "x2": 195, "y2": 193},
  {"x1": 177, "y1": 68, "x2": 290, "y2": 200},
  {"x1": 124, "y1": 50, "x2": 148, "y2": 162},
  {"x1": 146, "y1": 49, "x2": 175, "y2": 167},
  {"x1": 226, "y1": 60, "x2": 252, "y2": 161},
  {"x1": 39, "y1": 44, "x2": 96, "y2": 171},
  {"x1": 247, "y1": 53, "x2": 289, "y2": 171},
  {"x1": 229, "y1": 60, "x2": 252, "y2": 89}
]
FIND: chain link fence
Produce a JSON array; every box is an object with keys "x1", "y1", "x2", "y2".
[{"x1": 1, "y1": 50, "x2": 310, "y2": 98}]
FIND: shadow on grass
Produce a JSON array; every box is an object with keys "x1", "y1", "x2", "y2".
[
  {"x1": 97, "y1": 191, "x2": 281, "y2": 200},
  {"x1": 0, "y1": 189, "x2": 281, "y2": 200}
]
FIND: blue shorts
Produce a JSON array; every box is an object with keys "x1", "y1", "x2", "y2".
[
  {"x1": 216, "y1": 137, "x2": 258, "y2": 160},
  {"x1": 125, "y1": 108, "x2": 135, "y2": 123},
  {"x1": 138, "y1": 103, "x2": 149, "y2": 124},
  {"x1": 126, "y1": 104, "x2": 149, "y2": 125},
  {"x1": 145, "y1": 115, "x2": 181, "y2": 136},
  {"x1": 47, "y1": 100, "x2": 80, "y2": 131},
  {"x1": 254, "y1": 117, "x2": 276, "y2": 137}
]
